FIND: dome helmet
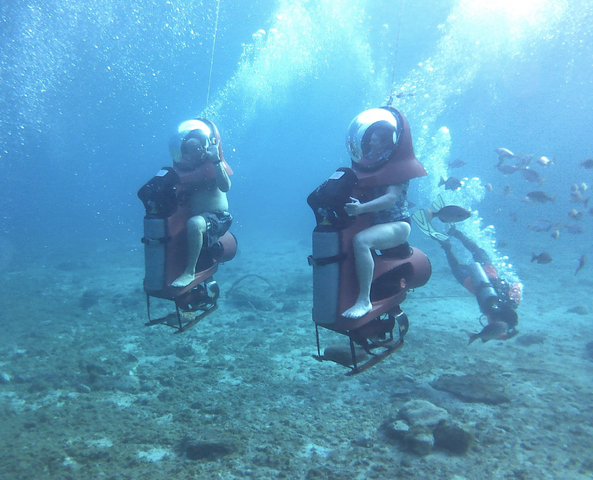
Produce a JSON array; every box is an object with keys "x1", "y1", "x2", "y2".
[
  {"x1": 346, "y1": 107, "x2": 404, "y2": 171},
  {"x1": 488, "y1": 301, "x2": 518, "y2": 329},
  {"x1": 169, "y1": 118, "x2": 225, "y2": 171},
  {"x1": 345, "y1": 106, "x2": 426, "y2": 187}
]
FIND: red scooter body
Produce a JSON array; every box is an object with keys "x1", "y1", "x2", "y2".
[
  {"x1": 138, "y1": 167, "x2": 237, "y2": 333},
  {"x1": 308, "y1": 168, "x2": 431, "y2": 373},
  {"x1": 308, "y1": 106, "x2": 430, "y2": 373},
  {"x1": 330, "y1": 211, "x2": 431, "y2": 332}
]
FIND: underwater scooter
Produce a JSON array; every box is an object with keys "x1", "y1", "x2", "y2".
[
  {"x1": 137, "y1": 120, "x2": 237, "y2": 333},
  {"x1": 307, "y1": 107, "x2": 432, "y2": 374}
]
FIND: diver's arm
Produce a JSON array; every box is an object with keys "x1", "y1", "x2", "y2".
[
  {"x1": 214, "y1": 160, "x2": 231, "y2": 192},
  {"x1": 206, "y1": 144, "x2": 231, "y2": 192},
  {"x1": 345, "y1": 184, "x2": 402, "y2": 216}
]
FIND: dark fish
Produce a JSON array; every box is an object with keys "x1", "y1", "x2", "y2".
[
  {"x1": 438, "y1": 176, "x2": 462, "y2": 191},
  {"x1": 526, "y1": 191, "x2": 555, "y2": 203},
  {"x1": 514, "y1": 154, "x2": 533, "y2": 168},
  {"x1": 569, "y1": 190, "x2": 589, "y2": 207},
  {"x1": 551, "y1": 229, "x2": 560, "y2": 239},
  {"x1": 427, "y1": 205, "x2": 472, "y2": 223},
  {"x1": 503, "y1": 185, "x2": 511, "y2": 196},
  {"x1": 466, "y1": 321, "x2": 508, "y2": 345},
  {"x1": 497, "y1": 164, "x2": 520, "y2": 175},
  {"x1": 394, "y1": 92, "x2": 415, "y2": 98},
  {"x1": 527, "y1": 220, "x2": 554, "y2": 232},
  {"x1": 448, "y1": 158, "x2": 467, "y2": 169},
  {"x1": 568, "y1": 209, "x2": 584, "y2": 221},
  {"x1": 580, "y1": 158, "x2": 593, "y2": 169},
  {"x1": 575, "y1": 254, "x2": 586, "y2": 276},
  {"x1": 566, "y1": 223, "x2": 584, "y2": 234},
  {"x1": 531, "y1": 252, "x2": 553, "y2": 264},
  {"x1": 521, "y1": 167, "x2": 544, "y2": 185}
]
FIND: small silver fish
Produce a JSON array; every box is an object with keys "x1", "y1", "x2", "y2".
[
  {"x1": 537, "y1": 156, "x2": 553, "y2": 167},
  {"x1": 495, "y1": 148, "x2": 515, "y2": 159}
]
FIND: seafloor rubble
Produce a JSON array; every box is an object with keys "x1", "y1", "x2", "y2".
[{"x1": 1, "y1": 236, "x2": 592, "y2": 480}]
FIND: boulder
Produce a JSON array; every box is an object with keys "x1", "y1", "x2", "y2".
[
  {"x1": 398, "y1": 399, "x2": 449, "y2": 428},
  {"x1": 430, "y1": 374, "x2": 510, "y2": 405},
  {"x1": 433, "y1": 422, "x2": 473, "y2": 454}
]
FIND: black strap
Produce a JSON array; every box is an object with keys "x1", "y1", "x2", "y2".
[
  {"x1": 141, "y1": 235, "x2": 171, "y2": 246},
  {"x1": 308, "y1": 252, "x2": 347, "y2": 267}
]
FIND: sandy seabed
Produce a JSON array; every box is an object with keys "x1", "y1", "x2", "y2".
[{"x1": 1, "y1": 230, "x2": 592, "y2": 480}]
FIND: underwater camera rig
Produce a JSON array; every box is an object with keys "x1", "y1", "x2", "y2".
[
  {"x1": 307, "y1": 168, "x2": 431, "y2": 374},
  {"x1": 138, "y1": 167, "x2": 236, "y2": 333}
]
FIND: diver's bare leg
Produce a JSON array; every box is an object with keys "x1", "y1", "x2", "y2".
[
  {"x1": 342, "y1": 221, "x2": 411, "y2": 319},
  {"x1": 171, "y1": 215, "x2": 206, "y2": 288}
]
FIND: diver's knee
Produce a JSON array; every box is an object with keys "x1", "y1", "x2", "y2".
[
  {"x1": 398, "y1": 221, "x2": 412, "y2": 239},
  {"x1": 352, "y1": 233, "x2": 372, "y2": 251},
  {"x1": 187, "y1": 215, "x2": 207, "y2": 233}
]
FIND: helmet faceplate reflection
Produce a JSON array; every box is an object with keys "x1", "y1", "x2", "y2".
[
  {"x1": 169, "y1": 119, "x2": 212, "y2": 164},
  {"x1": 346, "y1": 108, "x2": 402, "y2": 170}
]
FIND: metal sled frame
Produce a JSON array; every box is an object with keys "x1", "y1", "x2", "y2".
[
  {"x1": 144, "y1": 292, "x2": 218, "y2": 334},
  {"x1": 313, "y1": 310, "x2": 410, "y2": 375}
]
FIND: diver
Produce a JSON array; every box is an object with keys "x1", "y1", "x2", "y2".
[
  {"x1": 342, "y1": 118, "x2": 418, "y2": 319},
  {"x1": 431, "y1": 224, "x2": 522, "y2": 341},
  {"x1": 169, "y1": 119, "x2": 232, "y2": 288}
]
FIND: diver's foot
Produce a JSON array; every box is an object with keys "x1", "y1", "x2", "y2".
[
  {"x1": 171, "y1": 273, "x2": 195, "y2": 288},
  {"x1": 342, "y1": 301, "x2": 372, "y2": 319}
]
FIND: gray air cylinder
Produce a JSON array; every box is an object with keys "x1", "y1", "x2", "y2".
[
  {"x1": 311, "y1": 228, "x2": 341, "y2": 326},
  {"x1": 468, "y1": 262, "x2": 498, "y2": 314}
]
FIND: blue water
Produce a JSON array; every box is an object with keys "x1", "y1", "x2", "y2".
[
  {"x1": 1, "y1": 0, "x2": 593, "y2": 477},
  {"x1": 1, "y1": 0, "x2": 592, "y2": 263}
]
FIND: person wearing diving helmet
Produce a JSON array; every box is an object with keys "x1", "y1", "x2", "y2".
[
  {"x1": 169, "y1": 119, "x2": 233, "y2": 288},
  {"x1": 342, "y1": 107, "x2": 427, "y2": 319}
]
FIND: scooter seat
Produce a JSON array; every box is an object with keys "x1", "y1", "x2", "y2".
[{"x1": 379, "y1": 242, "x2": 412, "y2": 259}]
